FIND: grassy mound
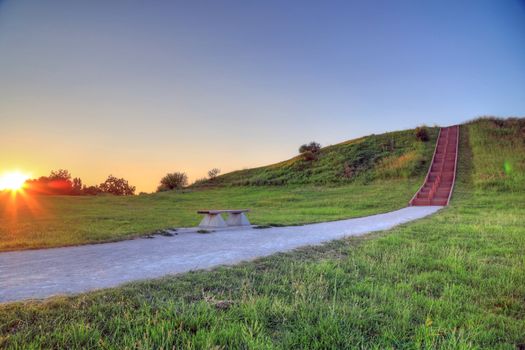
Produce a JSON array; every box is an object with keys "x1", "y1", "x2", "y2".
[{"x1": 195, "y1": 127, "x2": 439, "y2": 187}]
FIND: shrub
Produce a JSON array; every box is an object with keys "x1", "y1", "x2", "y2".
[
  {"x1": 302, "y1": 151, "x2": 317, "y2": 161},
  {"x1": 157, "y1": 172, "x2": 188, "y2": 192},
  {"x1": 299, "y1": 141, "x2": 321, "y2": 161},
  {"x1": 342, "y1": 162, "x2": 353, "y2": 179},
  {"x1": 99, "y1": 175, "x2": 136, "y2": 195},
  {"x1": 299, "y1": 141, "x2": 321, "y2": 154},
  {"x1": 415, "y1": 126, "x2": 429, "y2": 142},
  {"x1": 82, "y1": 185, "x2": 102, "y2": 195}
]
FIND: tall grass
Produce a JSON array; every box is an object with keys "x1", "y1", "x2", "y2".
[{"x1": 467, "y1": 117, "x2": 525, "y2": 191}]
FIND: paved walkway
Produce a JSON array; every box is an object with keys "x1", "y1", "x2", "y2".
[{"x1": 0, "y1": 206, "x2": 441, "y2": 303}]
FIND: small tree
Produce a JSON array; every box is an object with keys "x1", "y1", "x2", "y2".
[
  {"x1": 99, "y1": 175, "x2": 136, "y2": 195},
  {"x1": 207, "y1": 168, "x2": 221, "y2": 180},
  {"x1": 72, "y1": 177, "x2": 83, "y2": 195},
  {"x1": 415, "y1": 126, "x2": 429, "y2": 142},
  {"x1": 157, "y1": 172, "x2": 188, "y2": 192},
  {"x1": 299, "y1": 141, "x2": 322, "y2": 161}
]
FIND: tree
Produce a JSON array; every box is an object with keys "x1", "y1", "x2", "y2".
[
  {"x1": 72, "y1": 177, "x2": 83, "y2": 195},
  {"x1": 207, "y1": 168, "x2": 221, "y2": 180},
  {"x1": 45, "y1": 169, "x2": 73, "y2": 194},
  {"x1": 298, "y1": 141, "x2": 322, "y2": 161},
  {"x1": 99, "y1": 175, "x2": 136, "y2": 195},
  {"x1": 49, "y1": 169, "x2": 72, "y2": 181},
  {"x1": 157, "y1": 172, "x2": 188, "y2": 192}
]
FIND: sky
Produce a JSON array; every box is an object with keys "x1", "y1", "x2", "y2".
[{"x1": 1, "y1": 0, "x2": 524, "y2": 192}]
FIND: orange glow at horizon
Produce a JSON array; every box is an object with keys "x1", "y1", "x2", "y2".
[{"x1": 0, "y1": 171, "x2": 30, "y2": 192}]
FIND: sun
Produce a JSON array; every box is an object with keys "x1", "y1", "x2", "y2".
[{"x1": 0, "y1": 171, "x2": 30, "y2": 192}]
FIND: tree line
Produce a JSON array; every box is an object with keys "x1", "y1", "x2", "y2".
[
  {"x1": 24, "y1": 168, "x2": 223, "y2": 196},
  {"x1": 25, "y1": 170, "x2": 135, "y2": 196}
]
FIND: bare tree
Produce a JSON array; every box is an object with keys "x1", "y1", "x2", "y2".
[{"x1": 207, "y1": 168, "x2": 221, "y2": 180}]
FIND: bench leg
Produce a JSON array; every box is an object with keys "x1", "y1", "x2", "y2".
[
  {"x1": 226, "y1": 213, "x2": 251, "y2": 227},
  {"x1": 199, "y1": 214, "x2": 227, "y2": 228}
]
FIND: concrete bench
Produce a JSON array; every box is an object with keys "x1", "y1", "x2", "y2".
[{"x1": 197, "y1": 209, "x2": 251, "y2": 228}]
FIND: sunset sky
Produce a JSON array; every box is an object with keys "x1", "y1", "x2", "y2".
[{"x1": 1, "y1": 0, "x2": 524, "y2": 192}]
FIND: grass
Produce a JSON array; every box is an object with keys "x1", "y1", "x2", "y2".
[
  {"x1": 0, "y1": 118, "x2": 523, "y2": 348},
  {"x1": 467, "y1": 117, "x2": 525, "y2": 191},
  {"x1": 196, "y1": 127, "x2": 438, "y2": 187},
  {"x1": 0, "y1": 180, "x2": 422, "y2": 252},
  {"x1": 0, "y1": 126, "x2": 437, "y2": 252},
  {"x1": 0, "y1": 126, "x2": 438, "y2": 252}
]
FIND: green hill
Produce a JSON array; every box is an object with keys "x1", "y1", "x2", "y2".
[{"x1": 195, "y1": 127, "x2": 439, "y2": 187}]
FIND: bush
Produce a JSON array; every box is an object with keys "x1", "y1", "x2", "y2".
[
  {"x1": 415, "y1": 126, "x2": 429, "y2": 142},
  {"x1": 302, "y1": 151, "x2": 317, "y2": 161},
  {"x1": 157, "y1": 172, "x2": 188, "y2": 192},
  {"x1": 299, "y1": 141, "x2": 321, "y2": 161},
  {"x1": 299, "y1": 142, "x2": 321, "y2": 154},
  {"x1": 99, "y1": 175, "x2": 136, "y2": 195},
  {"x1": 82, "y1": 185, "x2": 102, "y2": 195}
]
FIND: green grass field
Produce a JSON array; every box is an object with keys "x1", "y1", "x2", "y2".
[
  {"x1": 0, "y1": 180, "x2": 422, "y2": 252},
  {"x1": 0, "y1": 126, "x2": 438, "y2": 252},
  {"x1": 0, "y1": 118, "x2": 524, "y2": 348}
]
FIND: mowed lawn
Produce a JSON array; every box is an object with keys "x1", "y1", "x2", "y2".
[
  {"x1": 0, "y1": 179, "x2": 421, "y2": 252},
  {"x1": 0, "y1": 119, "x2": 524, "y2": 348}
]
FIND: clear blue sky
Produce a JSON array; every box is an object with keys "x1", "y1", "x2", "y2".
[{"x1": 1, "y1": 0, "x2": 524, "y2": 191}]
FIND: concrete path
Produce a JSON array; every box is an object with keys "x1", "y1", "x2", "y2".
[{"x1": 0, "y1": 206, "x2": 441, "y2": 303}]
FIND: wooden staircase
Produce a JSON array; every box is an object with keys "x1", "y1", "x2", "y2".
[{"x1": 409, "y1": 125, "x2": 459, "y2": 206}]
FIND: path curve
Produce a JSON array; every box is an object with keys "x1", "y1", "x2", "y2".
[{"x1": 0, "y1": 206, "x2": 441, "y2": 303}]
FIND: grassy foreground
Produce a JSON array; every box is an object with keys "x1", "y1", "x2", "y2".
[
  {"x1": 0, "y1": 119, "x2": 524, "y2": 348},
  {"x1": 0, "y1": 179, "x2": 421, "y2": 252}
]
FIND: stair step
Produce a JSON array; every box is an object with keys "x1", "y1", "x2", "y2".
[{"x1": 410, "y1": 125, "x2": 458, "y2": 207}]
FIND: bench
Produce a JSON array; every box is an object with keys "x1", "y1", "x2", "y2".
[{"x1": 197, "y1": 209, "x2": 251, "y2": 228}]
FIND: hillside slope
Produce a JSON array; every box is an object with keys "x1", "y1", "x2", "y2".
[
  {"x1": 467, "y1": 117, "x2": 525, "y2": 191},
  {"x1": 195, "y1": 127, "x2": 439, "y2": 187}
]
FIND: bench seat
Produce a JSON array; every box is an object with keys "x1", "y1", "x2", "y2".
[{"x1": 197, "y1": 209, "x2": 251, "y2": 228}]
